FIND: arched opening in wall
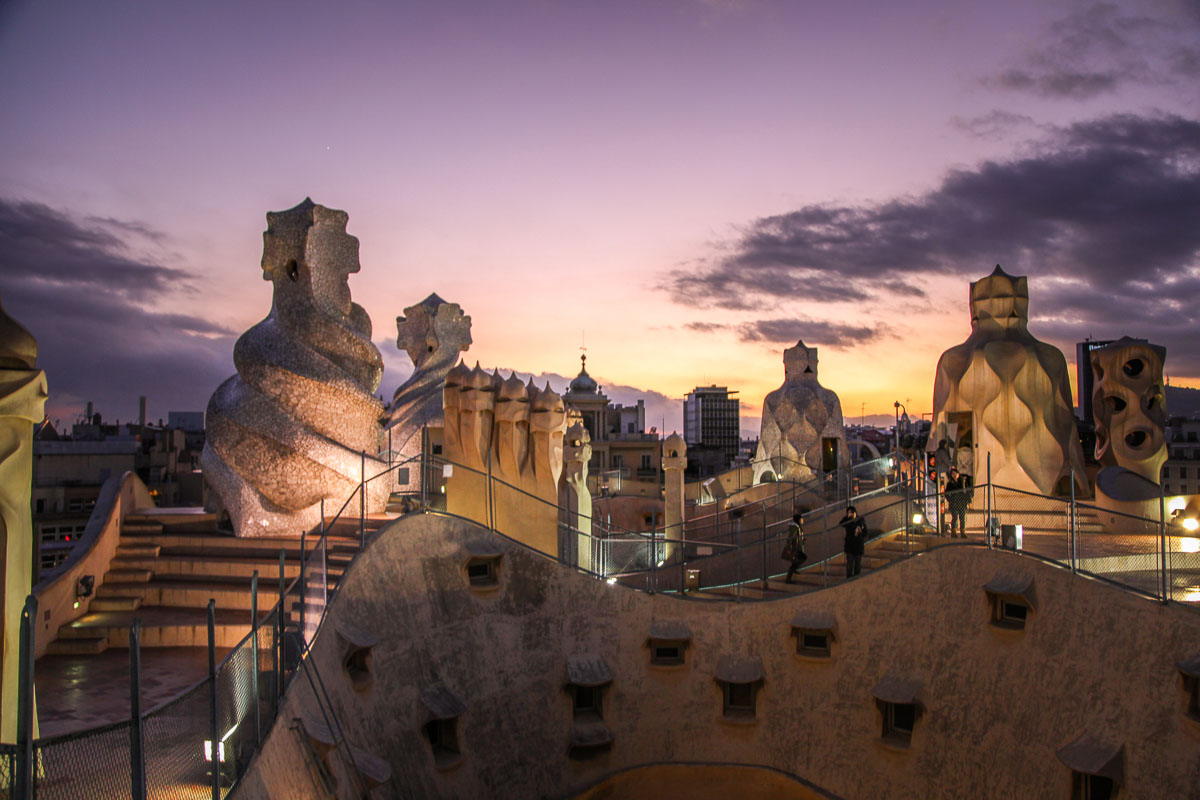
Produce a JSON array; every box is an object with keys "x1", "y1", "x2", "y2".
[
  {"x1": 715, "y1": 655, "x2": 763, "y2": 723},
  {"x1": 292, "y1": 716, "x2": 338, "y2": 793},
  {"x1": 650, "y1": 640, "x2": 686, "y2": 666},
  {"x1": 1072, "y1": 773, "x2": 1116, "y2": 800},
  {"x1": 882, "y1": 701, "x2": 916, "y2": 743},
  {"x1": 984, "y1": 573, "x2": 1036, "y2": 632},
  {"x1": 790, "y1": 610, "x2": 837, "y2": 660},
  {"x1": 722, "y1": 681, "x2": 757, "y2": 719},
  {"x1": 343, "y1": 647, "x2": 372, "y2": 692},
  {"x1": 461, "y1": 546, "x2": 503, "y2": 592},
  {"x1": 872, "y1": 676, "x2": 923, "y2": 749},
  {"x1": 821, "y1": 438, "x2": 838, "y2": 472},
  {"x1": 420, "y1": 684, "x2": 466, "y2": 770},
  {"x1": 423, "y1": 718, "x2": 460, "y2": 767},
  {"x1": 1057, "y1": 733, "x2": 1123, "y2": 800},
  {"x1": 1177, "y1": 653, "x2": 1200, "y2": 725},
  {"x1": 647, "y1": 621, "x2": 691, "y2": 668},
  {"x1": 335, "y1": 622, "x2": 379, "y2": 693},
  {"x1": 566, "y1": 657, "x2": 614, "y2": 758}
]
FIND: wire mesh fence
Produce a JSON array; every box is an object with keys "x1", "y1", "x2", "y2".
[
  {"x1": 16, "y1": 446, "x2": 1200, "y2": 799},
  {"x1": 9, "y1": 576, "x2": 293, "y2": 800},
  {"x1": 142, "y1": 678, "x2": 215, "y2": 799},
  {"x1": 33, "y1": 719, "x2": 133, "y2": 799}
]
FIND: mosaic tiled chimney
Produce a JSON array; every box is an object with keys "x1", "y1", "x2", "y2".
[{"x1": 202, "y1": 200, "x2": 389, "y2": 536}]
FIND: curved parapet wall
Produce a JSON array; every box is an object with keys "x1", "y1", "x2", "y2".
[
  {"x1": 237, "y1": 513, "x2": 1200, "y2": 799},
  {"x1": 202, "y1": 199, "x2": 388, "y2": 536},
  {"x1": 34, "y1": 471, "x2": 154, "y2": 659}
]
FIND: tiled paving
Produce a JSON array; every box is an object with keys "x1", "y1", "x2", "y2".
[{"x1": 36, "y1": 646, "x2": 230, "y2": 738}]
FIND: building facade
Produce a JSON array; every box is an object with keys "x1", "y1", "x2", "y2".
[
  {"x1": 32, "y1": 414, "x2": 204, "y2": 574},
  {"x1": 683, "y1": 385, "x2": 740, "y2": 475},
  {"x1": 563, "y1": 356, "x2": 661, "y2": 491},
  {"x1": 1163, "y1": 417, "x2": 1200, "y2": 497}
]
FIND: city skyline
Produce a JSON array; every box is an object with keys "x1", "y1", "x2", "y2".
[{"x1": 1, "y1": 0, "x2": 1197, "y2": 432}]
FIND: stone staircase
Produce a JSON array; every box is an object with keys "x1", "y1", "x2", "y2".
[
  {"x1": 690, "y1": 531, "x2": 940, "y2": 601},
  {"x1": 44, "y1": 509, "x2": 399, "y2": 656},
  {"x1": 961, "y1": 505, "x2": 1103, "y2": 536}
]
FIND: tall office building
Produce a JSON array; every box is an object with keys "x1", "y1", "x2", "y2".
[
  {"x1": 683, "y1": 385, "x2": 740, "y2": 470},
  {"x1": 1076, "y1": 338, "x2": 1115, "y2": 425}
]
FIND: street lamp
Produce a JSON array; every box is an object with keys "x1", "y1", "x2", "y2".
[{"x1": 893, "y1": 401, "x2": 907, "y2": 479}]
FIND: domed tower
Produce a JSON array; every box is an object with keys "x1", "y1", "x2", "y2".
[
  {"x1": 564, "y1": 355, "x2": 607, "y2": 438},
  {"x1": 932, "y1": 266, "x2": 1086, "y2": 496}
]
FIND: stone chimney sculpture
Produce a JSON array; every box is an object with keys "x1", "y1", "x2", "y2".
[
  {"x1": 1091, "y1": 338, "x2": 1167, "y2": 481},
  {"x1": 752, "y1": 341, "x2": 849, "y2": 484},
  {"x1": 1090, "y1": 337, "x2": 1167, "y2": 513},
  {"x1": 202, "y1": 200, "x2": 389, "y2": 536},
  {"x1": 562, "y1": 421, "x2": 593, "y2": 570},
  {"x1": 0, "y1": 298, "x2": 47, "y2": 743},
  {"x1": 385, "y1": 294, "x2": 471, "y2": 494},
  {"x1": 662, "y1": 433, "x2": 687, "y2": 561},
  {"x1": 443, "y1": 367, "x2": 567, "y2": 556},
  {"x1": 932, "y1": 266, "x2": 1086, "y2": 496}
]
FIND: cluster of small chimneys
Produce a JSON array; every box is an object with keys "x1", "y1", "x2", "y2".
[{"x1": 444, "y1": 362, "x2": 566, "y2": 416}]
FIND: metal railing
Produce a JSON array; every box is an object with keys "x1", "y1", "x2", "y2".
[
  {"x1": 11, "y1": 445, "x2": 1199, "y2": 799},
  {"x1": 5, "y1": 450, "x2": 417, "y2": 800}
]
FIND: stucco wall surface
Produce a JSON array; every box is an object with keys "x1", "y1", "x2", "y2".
[{"x1": 235, "y1": 512, "x2": 1200, "y2": 800}]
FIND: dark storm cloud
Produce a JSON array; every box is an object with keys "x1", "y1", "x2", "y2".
[
  {"x1": 950, "y1": 110, "x2": 1039, "y2": 142},
  {"x1": 1032, "y1": 275, "x2": 1200, "y2": 377},
  {"x1": 0, "y1": 200, "x2": 188, "y2": 296},
  {"x1": 737, "y1": 318, "x2": 879, "y2": 347},
  {"x1": 664, "y1": 112, "x2": 1200, "y2": 373},
  {"x1": 682, "y1": 321, "x2": 727, "y2": 334},
  {"x1": 984, "y1": 3, "x2": 1200, "y2": 99},
  {"x1": 685, "y1": 318, "x2": 881, "y2": 348},
  {"x1": 664, "y1": 113, "x2": 1200, "y2": 306},
  {"x1": 0, "y1": 198, "x2": 236, "y2": 423},
  {"x1": 992, "y1": 68, "x2": 1118, "y2": 100}
]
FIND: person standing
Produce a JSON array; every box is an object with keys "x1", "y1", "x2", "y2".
[
  {"x1": 783, "y1": 513, "x2": 807, "y2": 584},
  {"x1": 933, "y1": 439, "x2": 952, "y2": 481},
  {"x1": 840, "y1": 505, "x2": 868, "y2": 578},
  {"x1": 933, "y1": 439, "x2": 952, "y2": 533},
  {"x1": 944, "y1": 467, "x2": 971, "y2": 538}
]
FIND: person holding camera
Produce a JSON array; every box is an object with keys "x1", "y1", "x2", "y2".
[{"x1": 840, "y1": 505, "x2": 868, "y2": 578}]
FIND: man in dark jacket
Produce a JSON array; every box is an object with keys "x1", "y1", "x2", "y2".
[
  {"x1": 784, "y1": 513, "x2": 806, "y2": 584},
  {"x1": 840, "y1": 505, "x2": 868, "y2": 578},
  {"x1": 944, "y1": 467, "x2": 971, "y2": 538}
]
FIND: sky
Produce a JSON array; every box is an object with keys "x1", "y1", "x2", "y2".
[{"x1": 1, "y1": 0, "x2": 1197, "y2": 436}]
